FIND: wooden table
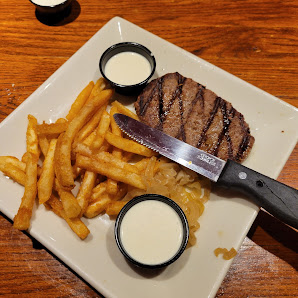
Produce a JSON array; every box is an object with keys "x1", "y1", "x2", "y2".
[{"x1": 0, "y1": 0, "x2": 297, "y2": 297}]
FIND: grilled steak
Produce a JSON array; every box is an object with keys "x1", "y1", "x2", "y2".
[{"x1": 134, "y1": 72, "x2": 255, "y2": 162}]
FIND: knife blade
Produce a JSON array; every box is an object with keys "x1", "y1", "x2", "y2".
[{"x1": 114, "y1": 113, "x2": 298, "y2": 229}]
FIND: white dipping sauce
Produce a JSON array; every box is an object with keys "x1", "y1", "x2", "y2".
[
  {"x1": 104, "y1": 52, "x2": 151, "y2": 86},
  {"x1": 120, "y1": 200, "x2": 184, "y2": 265},
  {"x1": 31, "y1": 0, "x2": 66, "y2": 5}
]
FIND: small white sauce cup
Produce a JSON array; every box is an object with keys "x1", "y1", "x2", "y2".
[
  {"x1": 114, "y1": 194, "x2": 189, "y2": 269},
  {"x1": 29, "y1": 0, "x2": 73, "y2": 16},
  {"x1": 99, "y1": 42, "x2": 156, "y2": 96}
]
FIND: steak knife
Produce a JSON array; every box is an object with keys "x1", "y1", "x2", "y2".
[{"x1": 114, "y1": 113, "x2": 298, "y2": 229}]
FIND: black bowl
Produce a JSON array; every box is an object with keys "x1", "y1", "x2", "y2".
[
  {"x1": 29, "y1": 0, "x2": 73, "y2": 15},
  {"x1": 114, "y1": 194, "x2": 189, "y2": 269},
  {"x1": 99, "y1": 42, "x2": 156, "y2": 96}
]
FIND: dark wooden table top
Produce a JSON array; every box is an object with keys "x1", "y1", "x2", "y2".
[{"x1": 0, "y1": 0, "x2": 297, "y2": 297}]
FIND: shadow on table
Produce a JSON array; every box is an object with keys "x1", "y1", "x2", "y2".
[
  {"x1": 247, "y1": 209, "x2": 298, "y2": 270},
  {"x1": 35, "y1": 0, "x2": 81, "y2": 26}
]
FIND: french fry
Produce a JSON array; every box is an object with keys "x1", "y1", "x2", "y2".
[
  {"x1": 76, "y1": 171, "x2": 97, "y2": 216},
  {"x1": 86, "y1": 78, "x2": 109, "y2": 104},
  {"x1": 0, "y1": 163, "x2": 26, "y2": 186},
  {"x1": 39, "y1": 135, "x2": 49, "y2": 157},
  {"x1": 111, "y1": 100, "x2": 139, "y2": 120},
  {"x1": 38, "y1": 139, "x2": 57, "y2": 204},
  {"x1": 66, "y1": 81, "x2": 94, "y2": 121},
  {"x1": 106, "y1": 179, "x2": 118, "y2": 195},
  {"x1": 55, "y1": 179, "x2": 81, "y2": 219},
  {"x1": 74, "y1": 104, "x2": 107, "y2": 146},
  {"x1": 105, "y1": 201, "x2": 127, "y2": 216},
  {"x1": 76, "y1": 155, "x2": 146, "y2": 189},
  {"x1": 91, "y1": 110, "x2": 110, "y2": 150},
  {"x1": 84, "y1": 193, "x2": 111, "y2": 218},
  {"x1": 55, "y1": 89, "x2": 113, "y2": 189},
  {"x1": 0, "y1": 156, "x2": 26, "y2": 172},
  {"x1": 47, "y1": 195, "x2": 90, "y2": 240},
  {"x1": 105, "y1": 131, "x2": 156, "y2": 157},
  {"x1": 27, "y1": 115, "x2": 40, "y2": 161},
  {"x1": 13, "y1": 152, "x2": 38, "y2": 230},
  {"x1": 90, "y1": 181, "x2": 107, "y2": 202},
  {"x1": 37, "y1": 122, "x2": 68, "y2": 136}
]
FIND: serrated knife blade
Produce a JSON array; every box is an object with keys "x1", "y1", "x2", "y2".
[{"x1": 114, "y1": 113, "x2": 298, "y2": 229}]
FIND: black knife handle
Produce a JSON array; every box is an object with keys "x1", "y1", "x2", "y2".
[{"x1": 217, "y1": 160, "x2": 298, "y2": 229}]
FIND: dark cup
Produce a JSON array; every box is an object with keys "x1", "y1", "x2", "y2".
[
  {"x1": 99, "y1": 42, "x2": 156, "y2": 96},
  {"x1": 114, "y1": 194, "x2": 189, "y2": 269}
]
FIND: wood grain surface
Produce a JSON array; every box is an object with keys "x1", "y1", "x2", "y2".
[{"x1": 0, "y1": 0, "x2": 297, "y2": 297}]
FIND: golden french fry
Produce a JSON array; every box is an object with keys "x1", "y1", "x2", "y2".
[
  {"x1": 55, "y1": 179, "x2": 81, "y2": 219},
  {"x1": 0, "y1": 156, "x2": 26, "y2": 172},
  {"x1": 91, "y1": 110, "x2": 110, "y2": 150},
  {"x1": 90, "y1": 181, "x2": 107, "y2": 202},
  {"x1": 66, "y1": 81, "x2": 94, "y2": 121},
  {"x1": 106, "y1": 179, "x2": 118, "y2": 195},
  {"x1": 109, "y1": 106, "x2": 122, "y2": 137},
  {"x1": 76, "y1": 155, "x2": 146, "y2": 190},
  {"x1": 0, "y1": 163, "x2": 26, "y2": 186},
  {"x1": 109, "y1": 106, "x2": 123, "y2": 159},
  {"x1": 13, "y1": 152, "x2": 38, "y2": 230},
  {"x1": 86, "y1": 78, "x2": 109, "y2": 104},
  {"x1": 105, "y1": 131, "x2": 156, "y2": 157},
  {"x1": 27, "y1": 115, "x2": 40, "y2": 160},
  {"x1": 76, "y1": 171, "x2": 97, "y2": 216},
  {"x1": 56, "y1": 89, "x2": 113, "y2": 189},
  {"x1": 111, "y1": 101, "x2": 139, "y2": 120},
  {"x1": 47, "y1": 195, "x2": 90, "y2": 240},
  {"x1": 105, "y1": 201, "x2": 127, "y2": 216},
  {"x1": 84, "y1": 193, "x2": 111, "y2": 218},
  {"x1": 74, "y1": 104, "x2": 107, "y2": 146},
  {"x1": 37, "y1": 122, "x2": 68, "y2": 136},
  {"x1": 38, "y1": 139, "x2": 57, "y2": 204},
  {"x1": 39, "y1": 135, "x2": 50, "y2": 157}
]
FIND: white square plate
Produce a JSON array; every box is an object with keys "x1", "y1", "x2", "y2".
[{"x1": 0, "y1": 17, "x2": 297, "y2": 298}]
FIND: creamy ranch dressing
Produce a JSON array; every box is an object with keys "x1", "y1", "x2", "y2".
[
  {"x1": 31, "y1": 0, "x2": 66, "y2": 5},
  {"x1": 120, "y1": 200, "x2": 184, "y2": 265},
  {"x1": 104, "y1": 52, "x2": 151, "y2": 86}
]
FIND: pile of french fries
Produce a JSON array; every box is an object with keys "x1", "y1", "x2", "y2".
[{"x1": 0, "y1": 77, "x2": 210, "y2": 243}]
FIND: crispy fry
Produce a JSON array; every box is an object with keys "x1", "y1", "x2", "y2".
[
  {"x1": 27, "y1": 115, "x2": 40, "y2": 160},
  {"x1": 55, "y1": 89, "x2": 113, "y2": 189},
  {"x1": 38, "y1": 139, "x2": 57, "y2": 204},
  {"x1": 39, "y1": 135, "x2": 49, "y2": 157},
  {"x1": 37, "y1": 122, "x2": 68, "y2": 136},
  {"x1": 47, "y1": 195, "x2": 90, "y2": 240},
  {"x1": 90, "y1": 181, "x2": 107, "y2": 202},
  {"x1": 105, "y1": 131, "x2": 156, "y2": 157},
  {"x1": 66, "y1": 81, "x2": 94, "y2": 121},
  {"x1": 111, "y1": 101, "x2": 139, "y2": 120},
  {"x1": 75, "y1": 104, "x2": 107, "y2": 145},
  {"x1": 0, "y1": 156, "x2": 26, "y2": 172},
  {"x1": 86, "y1": 78, "x2": 109, "y2": 104},
  {"x1": 76, "y1": 155, "x2": 146, "y2": 189},
  {"x1": 106, "y1": 179, "x2": 118, "y2": 195},
  {"x1": 13, "y1": 152, "x2": 38, "y2": 230},
  {"x1": 55, "y1": 179, "x2": 81, "y2": 219},
  {"x1": 0, "y1": 163, "x2": 26, "y2": 186},
  {"x1": 105, "y1": 201, "x2": 127, "y2": 216},
  {"x1": 91, "y1": 110, "x2": 110, "y2": 150},
  {"x1": 76, "y1": 171, "x2": 97, "y2": 216},
  {"x1": 84, "y1": 193, "x2": 111, "y2": 218}
]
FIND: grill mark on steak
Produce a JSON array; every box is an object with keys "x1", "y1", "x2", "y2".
[
  {"x1": 197, "y1": 96, "x2": 221, "y2": 148},
  {"x1": 135, "y1": 72, "x2": 255, "y2": 162},
  {"x1": 157, "y1": 72, "x2": 186, "y2": 131},
  {"x1": 212, "y1": 100, "x2": 231, "y2": 157},
  {"x1": 157, "y1": 76, "x2": 165, "y2": 126},
  {"x1": 177, "y1": 77, "x2": 187, "y2": 141}
]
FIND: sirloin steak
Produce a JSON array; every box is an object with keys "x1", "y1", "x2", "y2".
[{"x1": 134, "y1": 72, "x2": 255, "y2": 162}]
